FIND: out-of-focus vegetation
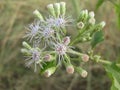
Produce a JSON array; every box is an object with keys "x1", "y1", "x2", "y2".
[{"x1": 0, "y1": 0, "x2": 120, "y2": 90}]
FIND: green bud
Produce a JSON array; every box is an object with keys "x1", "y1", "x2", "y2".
[
  {"x1": 33, "y1": 9, "x2": 44, "y2": 20},
  {"x1": 77, "y1": 21, "x2": 84, "y2": 29},
  {"x1": 54, "y1": 3, "x2": 60, "y2": 17},
  {"x1": 88, "y1": 17, "x2": 95, "y2": 25},
  {"x1": 60, "y1": 2, "x2": 66, "y2": 16},
  {"x1": 87, "y1": 37, "x2": 92, "y2": 40},
  {"x1": 76, "y1": 67, "x2": 88, "y2": 78},
  {"x1": 44, "y1": 67, "x2": 56, "y2": 77},
  {"x1": 22, "y1": 41, "x2": 31, "y2": 49},
  {"x1": 82, "y1": 38, "x2": 87, "y2": 42},
  {"x1": 95, "y1": 21, "x2": 106, "y2": 31},
  {"x1": 89, "y1": 11, "x2": 95, "y2": 18},
  {"x1": 99, "y1": 21, "x2": 106, "y2": 28},
  {"x1": 78, "y1": 9, "x2": 88, "y2": 22},
  {"x1": 21, "y1": 49, "x2": 29, "y2": 54},
  {"x1": 94, "y1": 55, "x2": 101, "y2": 62},
  {"x1": 86, "y1": 33, "x2": 90, "y2": 37},
  {"x1": 47, "y1": 4, "x2": 56, "y2": 17}
]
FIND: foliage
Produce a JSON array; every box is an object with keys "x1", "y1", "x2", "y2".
[
  {"x1": 91, "y1": 30, "x2": 104, "y2": 48},
  {"x1": 104, "y1": 64, "x2": 120, "y2": 90}
]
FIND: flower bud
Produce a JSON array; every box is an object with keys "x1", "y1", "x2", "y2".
[
  {"x1": 87, "y1": 37, "x2": 92, "y2": 40},
  {"x1": 47, "y1": 4, "x2": 56, "y2": 17},
  {"x1": 99, "y1": 21, "x2": 106, "y2": 28},
  {"x1": 81, "y1": 54, "x2": 89, "y2": 62},
  {"x1": 44, "y1": 70, "x2": 51, "y2": 77},
  {"x1": 21, "y1": 49, "x2": 29, "y2": 54},
  {"x1": 44, "y1": 54, "x2": 51, "y2": 62},
  {"x1": 63, "y1": 36, "x2": 70, "y2": 45},
  {"x1": 78, "y1": 9, "x2": 88, "y2": 22},
  {"x1": 76, "y1": 67, "x2": 88, "y2": 78},
  {"x1": 22, "y1": 41, "x2": 31, "y2": 49},
  {"x1": 89, "y1": 11, "x2": 95, "y2": 18},
  {"x1": 33, "y1": 9, "x2": 44, "y2": 20},
  {"x1": 44, "y1": 67, "x2": 56, "y2": 77},
  {"x1": 60, "y1": 2, "x2": 66, "y2": 15},
  {"x1": 54, "y1": 3, "x2": 60, "y2": 17},
  {"x1": 66, "y1": 65, "x2": 74, "y2": 74},
  {"x1": 94, "y1": 55, "x2": 101, "y2": 62},
  {"x1": 77, "y1": 21, "x2": 84, "y2": 29},
  {"x1": 84, "y1": 9, "x2": 88, "y2": 15},
  {"x1": 88, "y1": 17, "x2": 95, "y2": 25},
  {"x1": 82, "y1": 38, "x2": 87, "y2": 42},
  {"x1": 81, "y1": 70, "x2": 88, "y2": 78}
]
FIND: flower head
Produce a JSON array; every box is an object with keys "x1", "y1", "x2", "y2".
[
  {"x1": 55, "y1": 43, "x2": 67, "y2": 55},
  {"x1": 22, "y1": 42, "x2": 45, "y2": 72},
  {"x1": 46, "y1": 16, "x2": 73, "y2": 29},
  {"x1": 42, "y1": 27, "x2": 54, "y2": 39},
  {"x1": 38, "y1": 27, "x2": 55, "y2": 46},
  {"x1": 54, "y1": 37, "x2": 71, "y2": 65},
  {"x1": 25, "y1": 47, "x2": 42, "y2": 72},
  {"x1": 24, "y1": 22, "x2": 41, "y2": 42}
]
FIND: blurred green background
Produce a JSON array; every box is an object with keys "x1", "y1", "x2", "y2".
[{"x1": 0, "y1": 0, "x2": 120, "y2": 90}]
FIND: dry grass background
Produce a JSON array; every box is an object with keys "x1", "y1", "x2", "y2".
[{"x1": 0, "y1": 0, "x2": 120, "y2": 90}]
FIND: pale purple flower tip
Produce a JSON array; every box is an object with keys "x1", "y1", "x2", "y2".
[
  {"x1": 62, "y1": 36, "x2": 70, "y2": 45},
  {"x1": 42, "y1": 27, "x2": 54, "y2": 38},
  {"x1": 44, "y1": 54, "x2": 51, "y2": 61},
  {"x1": 25, "y1": 22, "x2": 40, "y2": 42},
  {"x1": 55, "y1": 43, "x2": 67, "y2": 55},
  {"x1": 66, "y1": 65, "x2": 74, "y2": 74},
  {"x1": 81, "y1": 54, "x2": 89, "y2": 62}
]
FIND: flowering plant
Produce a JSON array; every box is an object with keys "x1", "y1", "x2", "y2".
[{"x1": 21, "y1": 3, "x2": 120, "y2": 88}]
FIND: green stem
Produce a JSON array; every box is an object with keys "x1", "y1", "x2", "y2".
[
  {"x1": 68, "y1": 49, "x2": 82, "y2": 56},
  {"x1": 87, "y1": 65, "x2": 92, "y2": 90},
  {"x1": 96, "y1": 59, "x2": 112, "y2": 65},
  {"x1": 69, "y1": 49, "x2": 120, "y2": 67},
  {"x1": 95, "y1": 59, "x2": 120, "y2": 67},
  {"x1": 70, "y1": 38, "x2": 80, "y2": 45}
]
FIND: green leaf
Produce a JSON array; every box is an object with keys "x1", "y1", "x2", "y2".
[
  {"x1": 96, "y1": 0, "x2": 105, "y2": 10},
  {"x1": 91, "y1": 30, "x2": 104, "y2": 48},
  {"x1": 111, "y1": 83, "x2": 118, "y2": 90},
  {"x1": 114, "y1": 3, "x2": 120, "y2": 29},
  {"x1": 104, "y1": 64, "x2": 120, "y2": 90}
]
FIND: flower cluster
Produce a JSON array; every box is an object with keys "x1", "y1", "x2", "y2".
[{"x1": 21, "y1": 2, "x2": 105, "y2": 77}]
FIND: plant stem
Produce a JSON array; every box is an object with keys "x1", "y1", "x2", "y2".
[
  {"x1": 96, "y1": 59, "x2": 112, "y2": 65},
  {"x1": 87, "y1": 64, "x2": 92, "y2": 90},
  {"x1": 95, "y1": 59, "x2": 120, "y2": 67},
  {"x1": 69, "y1": 49, "x2": 120, "y2": 67},
  {"x1": 68, "y1": 49, "x2": 82, "y2": 56}
]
